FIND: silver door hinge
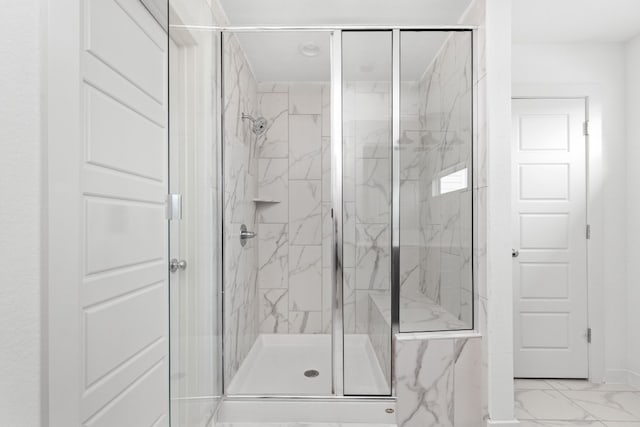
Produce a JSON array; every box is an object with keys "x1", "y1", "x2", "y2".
[
  {"x1": 166, "y1": 193, "x2": 182, "y2": 220},
  {"x1": 583, "y1": 120, "x2": 590, "y2": 136},
  {"x1": 587, "y1": 327, "x2": 592, "y2": 343},
  {"x1": 586, "y1": 224, "x2": 591, "y2": 239}
]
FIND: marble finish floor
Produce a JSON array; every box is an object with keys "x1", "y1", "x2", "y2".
[{"x1": 515, "y1": 379, "x2": 640, "y2": 426}]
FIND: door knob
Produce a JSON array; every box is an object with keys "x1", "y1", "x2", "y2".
[
  {"x1": 169, "y1": 258, "x2": 187, "y2": 273},
  {"x1": 512, "y1": 249, "x2": 519, "y2": 258}
]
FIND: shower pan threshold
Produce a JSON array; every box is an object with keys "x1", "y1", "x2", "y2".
[
  {"x1": 215, "y1": 399, "x2": 397, "y2": 426},
  {"x1": 226, "y1": 334, "x2": 389, "y2": 396},
  {"x1": 216, "y1": 423, "x2": 396, "y2": 427}
]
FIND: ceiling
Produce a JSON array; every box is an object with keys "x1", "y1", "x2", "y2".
[
  {"x1": 233, "y1": 31, "x2": 450, "y2": 82},
  {"x1": 512, "y1": 0, "x2": 640, "y2": 43},
  {"x1": 218, "y1": 0, "x2": 473, "y2": 27},
  {"x1": 234, "y1": 32, "x2": 330, "y2": 82},
  {"x1": 219, "y1": 0, "x2": 472, "y2": 82}
]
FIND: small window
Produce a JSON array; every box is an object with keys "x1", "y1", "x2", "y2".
[{"x1": 433, "y1": 167, "x2": 468, "y2": 196}]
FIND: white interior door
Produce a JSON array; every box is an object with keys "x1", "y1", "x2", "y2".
[
  {"x1": 80, "y1": 0, "x2": 169, "y2": 423},
  {"x1": 48, "y1": 0, "x2": 169, "y2": 425},
  {"x1": 512, "y1": 98, "x2": 588, "y2": 379}
]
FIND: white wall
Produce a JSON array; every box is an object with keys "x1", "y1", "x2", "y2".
[
  {"x1": 486, "y1": 0, "x2": 518, "y2": 423},
  {"x1": 0, "y1": 1, "x2": 43, "y2": 426},
  {"x1": 512, "y1": 43, "x2": 628, "y2": 382},
  {"x1": 626, "y1": 33, "x2": 640, "y2": 388}
]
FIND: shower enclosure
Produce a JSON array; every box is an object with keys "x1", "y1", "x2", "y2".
[{"x1": 168, "y1": 12, "x2": 474, "y2": 424}]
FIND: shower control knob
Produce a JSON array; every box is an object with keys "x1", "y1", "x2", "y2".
[
  {"x1": 239, "y1": 224, "x2": 257, "y2": 247},
  {"x1": 169, "y1": 258, "x2": 187, "y2": 273}
]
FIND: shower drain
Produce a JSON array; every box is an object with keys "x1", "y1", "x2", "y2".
[{"x1": 304, "y1": 369, "x2": 320, "y2": 378}]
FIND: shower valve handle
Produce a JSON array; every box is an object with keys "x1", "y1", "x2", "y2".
[
  {"x1": 240, "y1": 224, "x2": 256, "y2": 247},
  {"x1": 241, "y1": 230, "x2": 256, "y2": 238}
]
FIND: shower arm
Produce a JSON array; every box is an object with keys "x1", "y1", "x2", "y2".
[{"x1": 241, "y1": 112, "x2": 268, "y2": 136}]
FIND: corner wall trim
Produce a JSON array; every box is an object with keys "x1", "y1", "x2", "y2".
[
  {"x1": 605, "y1": 369, "x2": 629, "y2": 385},
  {"x1": 629, "y1": 370, "x2": 640, "y2": 389}
]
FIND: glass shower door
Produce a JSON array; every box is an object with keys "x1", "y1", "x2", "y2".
[
  {"x1": 341, "y1": 31, "x2": 393, "y2": 396},
  {"x1": 168, "y1": 3, "x2": 222, "y2": 425},
  {"x1": 398, "y1": 31, "x2": 474, "y2": 333},
  {"x1": 220, "y1": 31, "x2": 334, "y2": 397}
]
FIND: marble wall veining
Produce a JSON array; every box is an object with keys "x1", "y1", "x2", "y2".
[
  {"x1": 394, "y1": 1, "x2": 489, "y2": 424},
  {"x1": 252, "y1": 78, "x2": 394, "y2": 389},
  {"x1": 342, "y1": 79, "x2": 394, "y2": 391},
  {"x1": 395, "y1": 336, "x2": 483, "y2": 427},
  {"x1": 222, "y1": 33, "x2": 260, "y2": 385},
  {"x1": 343, "y1": 81, "x2": 392, "y2": 336},
  {"x1": 399, "y1": 31, "x2": 474, "y2": 331},
  {"x1": 255, "y1": 82, "x2": 334, "y2": 335},
  {"x1": 227, "y1": 74, "x2": 393, "y2": 388}
]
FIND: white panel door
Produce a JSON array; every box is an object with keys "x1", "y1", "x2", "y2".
[
  {"x1": 512, "y1": 98, "x2": 588, "y2": 379},
  {"x1": 81, "y1": 0, "x2": 169, "y2": 425}
]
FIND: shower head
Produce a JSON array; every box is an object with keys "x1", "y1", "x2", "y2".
[{"x1": 241, "y1": 113, "x2": 268, "y2": 135}]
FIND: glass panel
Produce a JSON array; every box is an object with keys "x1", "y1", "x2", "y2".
[
  {"x1": 342, "y1": 31, "x2": 392, "y2": 395},
  {"x1": 168, "y1": 1, "x2": 223, "y2": 424},
  {"x1": 399, "y1": 31, "x2": 474, "y2": 332},
  {"x1": 221, "y1": 31, "x2": 333, "y2": 396}
]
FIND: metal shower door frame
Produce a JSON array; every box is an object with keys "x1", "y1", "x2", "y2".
[
  {"x1": 330, "y1": 30, "x2": 344, "y2": 396},
  {"x1": 217, "y1": 25, "x2": 475, "y2": 400}
]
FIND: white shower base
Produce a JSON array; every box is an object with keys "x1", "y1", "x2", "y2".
[{"x1": 226, "y1": 334, "x2": 389, "y2": 396}]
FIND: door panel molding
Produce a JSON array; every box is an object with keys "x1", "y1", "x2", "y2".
[
  {"x1": 512, "y1": 97, "x2": 588, "y2": 379},
  {"x1": 46, "y1": 1, "x2": 169, "y2": 425}
]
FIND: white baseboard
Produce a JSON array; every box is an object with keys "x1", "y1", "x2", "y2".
[
  {"x1": 487, "y1": 419, "x2": 521, "y2": 426},
  {"x1": 605, "y1": 368, "x2": 640, "y2": 388},
  {"x1": 629, "y1": 370, "x2": 640, "y2": 389},
  {"x1": 605, "y1": 369, "x2": 629, "y2": 384}
]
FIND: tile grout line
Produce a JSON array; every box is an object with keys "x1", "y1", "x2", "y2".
[
  {"x1": 554, "y1": 388, "x2": 611, "y2": 422},
  {"x1": 565, "y1": 390, "x2": 640, "y2": 422},
  {"x1": 515, "y1": 380, "x2": 640, "y2": 424}
]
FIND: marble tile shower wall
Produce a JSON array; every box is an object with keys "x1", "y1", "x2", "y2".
[
  {"x1": 395, "y1": 2, "x2": 489, "y2": 424},
  {"x1": 255, "y1": 81, "x2": 393, "y2": 338},
  {"x1": 255, "y1": 82, "x2": 333, "y2": 334},
  {"x1": 343, "y1": 82, "x2": 392, "y2": 335},
  {"x1": 396, "y1": 336, "x2": 483, "y2": 427},
  {"x1": 222, "y1": 34, "x2": 260, "y2": 384},
  {"x1": 400, "y1": 31, "x2": 474, "y2": 326}
]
